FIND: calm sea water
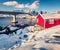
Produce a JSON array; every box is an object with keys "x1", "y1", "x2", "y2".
[
  {"x1": 0, "y1": 17, "x2": 31, "y2": 27},
  {"x1": 0, "y1": 17, "x2": 12, "y2": 27}
]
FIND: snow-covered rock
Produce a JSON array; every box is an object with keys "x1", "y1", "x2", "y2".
[
  {"x1": 0, "y1": 34, "x2": 21, "y2": 50},
  {"x1": 8, "y1": 25, "x2": 19, "y2": 31},
  {"x1": 22, "y1": 27, "x2": 29, "y2": 34},
  {"x1": 16, "y1": 29, "x2": 22, "y2": 35},
  {"x1": 16, "y1": 27, "x2": 29, "y2": 41},
  {"x1": 0, "y1": 29, "x2": 6, "y2": 33}
]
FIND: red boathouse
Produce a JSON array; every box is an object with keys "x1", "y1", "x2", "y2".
[{"x1": 36, "y1": 13, "x2": 60, "y2": 28}]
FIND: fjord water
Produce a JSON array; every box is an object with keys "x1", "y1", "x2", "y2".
[
  {"x1": 0, "y1": 17, "x2": 35, "y2": 27},
  {"x1": 0, "y1": 17, "x2": 12, "y2": 27}
]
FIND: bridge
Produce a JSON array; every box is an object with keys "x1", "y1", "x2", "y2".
[
  {"x1": 0, "y1": 11, "x2": 31, "y2": 25},
  {"x1": 0, "y1": 11, "x2": 29, "y2": 15}
]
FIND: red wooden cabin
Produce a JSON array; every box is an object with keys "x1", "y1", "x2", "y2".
[{"x1": 36, "y1": 13, "x2": 60, "y2": 28}]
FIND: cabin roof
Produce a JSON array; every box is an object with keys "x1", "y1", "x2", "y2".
[{"x1": 40, "y1": 13, "x2": 60, "y2": 19}]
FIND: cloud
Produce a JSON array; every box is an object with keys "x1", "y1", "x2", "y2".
[
  {"x1": 3, "y1": 1, "x2": 18, "y2": 6},
  {"x1": 15, "y1": 4, "x2": 25, "y2": 8},
  {"x1": 3, "y1": 1, "x2": 39, "y2": 9},
  {"x1": 3, "y1": 1, "x2": 25, "y2": 8},
  {"x1": 28, "y1": 1, "x2": 39, "y2": 9},
  {"x1": 25, "y1": 1, "x2": 39, "y2": 9}
]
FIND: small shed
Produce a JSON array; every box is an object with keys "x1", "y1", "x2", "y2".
[{"x1": 36, "y1": 13, "x2": 60, "y2": 28}]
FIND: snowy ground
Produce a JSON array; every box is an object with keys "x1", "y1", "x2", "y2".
[
  {"x1": 14, "y1": 25, "x2": 60, "y2": 50},
  {"x1": 14, "y1": 40, "x2": 60, "y2": 50},
  {"x1": 0, "y1": 25, "x2": 60, "y2": 50}
]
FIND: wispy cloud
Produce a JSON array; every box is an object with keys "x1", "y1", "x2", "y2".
[
  {"x1": 15, "y1": 4, "x2": 25, "y2": 8},
  {"x1": 27, "y1": 1, "x2": 39, "y2": 9},
  {"x1": 3, "y1": 1, "x2": 39, "y2": 9},
  {"x1": 3, "y1": 1, "x2": 18, "y2": 6}
]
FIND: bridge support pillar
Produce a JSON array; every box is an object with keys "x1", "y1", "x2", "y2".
[{"x1": 11, "y1": 15, "x2": 18, "y2": 26}]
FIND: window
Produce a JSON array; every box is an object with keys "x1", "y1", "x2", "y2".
[{"x1": 49, "y1": 19, "x2": 54, "y2": 24}]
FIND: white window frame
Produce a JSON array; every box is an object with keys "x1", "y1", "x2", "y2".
[{"x1": 49, "y1": 19, "x2": 54, "y2": 24}]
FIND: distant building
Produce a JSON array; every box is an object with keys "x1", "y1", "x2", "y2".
[{"x1": 36, "y1": 13, "x2": 60, "y2": 28}]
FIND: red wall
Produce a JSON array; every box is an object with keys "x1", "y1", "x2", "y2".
[
  {"x1": 45, "y1": 19, "x2": 60, "y2": 28},
  {"x1": 36, "y1": 14, "x2": 44, "y2": 28}
]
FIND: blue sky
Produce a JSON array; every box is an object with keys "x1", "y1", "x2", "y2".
[
  {"x1": 0, "y1": 0, "x2": 39, "y2": 11},
  {"x1": 0, "y1": 0, "x2": 60, "y2": 12},
  {"x1": 40, "y1": 0, "x2": 60, "y2": 12}
]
